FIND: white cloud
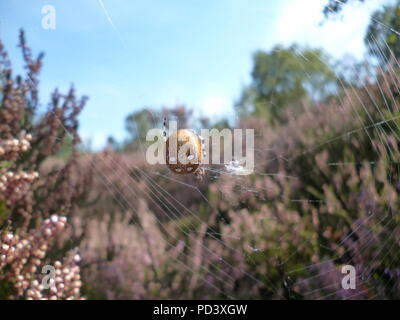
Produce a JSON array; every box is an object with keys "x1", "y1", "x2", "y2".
[
  {"x1": 200, "y1": 95, "x2": 232, "y2": 118},
  {"x1": 269, "y1": 0, "x2": 391, "y2": 59}
]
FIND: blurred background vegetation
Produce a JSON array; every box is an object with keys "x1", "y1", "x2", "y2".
[{"x1": 1, "y1": 0, "x2": 400, "y2": 299}]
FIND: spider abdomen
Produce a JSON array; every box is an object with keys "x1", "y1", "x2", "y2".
[{"x1": 166, "y1": 129, "x2": 203, "y2": 174}]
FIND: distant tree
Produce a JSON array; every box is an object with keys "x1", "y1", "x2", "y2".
[
  {"x1": 364, "y1": 1, "x2": 400, "y2": 66},
  {"x1": 124, "y1": 108, "x2": 159, "y2": 151},
  {"x1": 125, "y1": 109, "x2": 155, "y2": 141},
  {"x1": 323, "y1": 0, "x2": 365, "y2": 17},
  {"x1": 324, "y1": 0, "x2": 400, "y2": 67},
  {"x1": 235, "y1": 45, "x2": 337, "y2": 123},
  {"x1": 123, "y1": 105, "x2": 194, "y2": 151},
  {"x1": 106, "y1": 135, "x2": 120, "y2": 151},
  {"x1": 162, "y1": 104, "x2": 193, "y2": 130}
]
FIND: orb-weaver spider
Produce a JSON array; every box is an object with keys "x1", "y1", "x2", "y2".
[{"x1": 163, "y1": 118, "x2": 206, "y2": 180}]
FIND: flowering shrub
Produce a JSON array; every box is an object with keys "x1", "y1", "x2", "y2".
[
  {"x1": 1, "y1": 30, "x2": 399, "y2": 300},
  {"x1": 0, "y1": 214, "x2": 83, "y2": 299},
  {"x1": 78, "y1": 68, "x2": 400, "y2": 299},
  {"x1": 0, "y1": 31, "x2": 89, "y2": 299}
]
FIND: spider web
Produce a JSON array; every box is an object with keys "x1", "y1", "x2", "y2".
[{"x1": 52, "y1": 0, "x2": 400, "y2": 299}]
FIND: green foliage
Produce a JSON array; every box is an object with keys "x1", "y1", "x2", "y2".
[
  {"x1": 323, "y1": 0, "x2": 365, "y2": 17},
  {"x1": 125, "y1": 108, "x2": 158, "y2": 151},
  {"x1": 235, "y1": 45, "x2": 337, "y2": 123},
  {"x1": 327, "y1": 0, "x2": 400, "y2": 66},
  {"x1": 0, "y1": 161, "x2": 12, "y2": 169},
  {"x1": 54, "y1": 135, "x2": 74, "y2": 159},
  {"x1": 0, "y1": 277, "x2": 13, "y2": 300},
  {"x1": 365, "y1": 1, "x2": 400, "y2": 66},
  {"x1": 0, "y1": 200, "x2": 10, "y2": 226}
]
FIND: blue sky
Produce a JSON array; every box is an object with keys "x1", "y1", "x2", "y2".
[{"x1": 0, "y1": 0, "x2": 391, "y2": 148}]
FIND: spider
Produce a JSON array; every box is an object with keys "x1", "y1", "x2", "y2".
[{"x1": 163, "y1": 118, "x2": 206, "y2": 180}]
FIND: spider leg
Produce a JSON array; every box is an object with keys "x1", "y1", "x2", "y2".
[
  {"x1": 194, "y1": 167, "x2": 205, "y2": 181},
  {"x1": 163, "y1": 117, "x2": 167, "y2": 141}
]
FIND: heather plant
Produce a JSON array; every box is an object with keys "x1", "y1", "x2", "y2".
[
  {"x1": 0, "y1": 31, "x2": 92, "y2": 228},
  {"x1": 0, "y1": 132, "x2": 83, "y2": 299},
  {"x1": 206, "y1": 66, "x2": 400, "y2": 298},
  {"x1": 0, "y1": 213, "x2": 82, "y2": 299},
  {"x1": 2, "y1": 26, "x2": 399, "y2": 300},
  {"x1": 0, "y1": 31, "x2": 90, "y2": 299},
  {"x1": 79, "y1": 64, "x2": 400, "y2": 299}
]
